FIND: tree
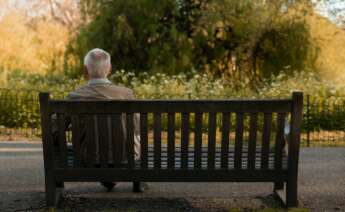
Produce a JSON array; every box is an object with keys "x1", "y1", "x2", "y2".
[
  {"x1": 0, "y1": 0, "x2": 76, "y2": 76},
  {"x1": 70, "y1": 0, "x2": 316, "y2": 86},
  {"x1": 27, "y1": 0, "x2": 81, "y2": 31}
]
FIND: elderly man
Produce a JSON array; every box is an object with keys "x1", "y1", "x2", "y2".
[{"x1": 67, "y1": 48, "x2": 143, "y2": 191}]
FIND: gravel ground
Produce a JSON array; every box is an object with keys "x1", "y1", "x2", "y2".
[{"x1": 0, "y1": 142, "x2": 344, "y2": 212}]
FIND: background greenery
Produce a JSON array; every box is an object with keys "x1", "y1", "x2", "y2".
[
  {"x1": 1, "y1": 70, "x2": 345, "y2": 133},
  {"x1": 0, "y1": 0, "x2": 345, "y2": 138},
  {"x1": 69, "y1": 0, "x2": 316, "y2": 86}
]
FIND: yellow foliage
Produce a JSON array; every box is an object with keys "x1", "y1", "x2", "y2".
[
  {"x1": 0, "y1": 9, "x2": 69, "y2": 74},
  {"x1": 0, "y1": 12, "x2": 39, "y2": 72},
  {"x1": 306, "y1": 10, "x2": 345, "y2": 83},
  {"x1": 34, "y1": 20, "x2": 69, "y2": 73}
]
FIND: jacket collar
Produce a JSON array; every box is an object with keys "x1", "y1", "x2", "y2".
[{"x1": 88, "y1": 78, "x2": 112, "y2": 86}]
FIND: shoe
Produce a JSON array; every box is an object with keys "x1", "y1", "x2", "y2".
[
  {"x1": 100, "y1": 182, "x2": 117, "y2": 191},
  {"x1": 133, "y1": 182, "x2": 149, "y2": 192}
]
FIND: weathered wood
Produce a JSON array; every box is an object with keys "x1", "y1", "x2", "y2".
[
  {"x1": 275, "y1": 113, "x2": 286, "y2": 171},
  {"x1": 208, "y1": 113, "x2": 217, "y2": 169},
  {"x1": 261, "y1": 113, "x2": 272, "y2": 169},
  {"x1": 49, "y1": 100, "x2": 292, "y2": 114},
  {"x1": 112, "y1": 114, "x2": 124, "y2": 166},
  {"x1": 97, "y1": 115, "x2": 109, "y2": 168},
  {"x1": 181, "y1": 113, "x2": 190, "y2": 169},
  {"x1": 235, "y1": 113, "x2": 244, "y2": 170},
  {"x1": 140, "y1": 113, "x2": 148, "y2": 168},
  {"x1": 39, "y1": 91, "x2": 302, "y2": 208},
  {"x1": 274, "y1": 113, "x2": 286, "y2": 191},
  {"x1": 167, "y1": 113, "x2": 175, "y2": 168},
  {"x1": 153, "y1": 113, "x2": 162, "y2": 169},
  {"x1": 142, "y1": 162, "x2": 287, "y2": 171},
  {"x1": 126, "y1": 113, "x2": 135, "y2": 168},
  {"x1": 247, "y1": 113, "x2": 258, "y2": 170},
  {"x1": 55, "y1": 169, "x2": 289, "y2": 182},
  {"x1": 144, "y1": 158, "x2": 287, "y2": 165},
  {"x1": 71, "y1": 116, "x2": 81, "y2": 167},
  {"x1": 57, "y1": 114, "x2": 68, "y2": 168},
  {"x1": 146, "y1": 146, "x2": 271, "y2": 153},
  {"x1": 221, "y1": 113, "x2": 230, "y2": 169},
  {"x1": 286, "y1": 92, "x2": 303, "y2": 207},
  {"x1": 194, "y1": 113, "x2": 203, "y2": 169},
  {"x1": 39, "y1": 93, "x2": 59, "y2": 207},
  {"x1": 85, "y1": 115, "x2": 96, "y2": 167},
  {"x1": 66, "y1": 145, "x2": 288, "y2": 168}
]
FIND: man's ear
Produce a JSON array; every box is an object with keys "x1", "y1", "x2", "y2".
[
  {"x1": 108, "y1": 65, "x2": 113, "y2": 75},
  {"x1": 107, "y1": 64, "x2": 112, "y2": 77},
  {"x1": 84, "y1": 65, "x2": 89, "y2": 79}
]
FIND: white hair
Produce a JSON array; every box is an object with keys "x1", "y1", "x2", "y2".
[{"x1": 84, "y1": 48, "x2": 111, "y2": 78}]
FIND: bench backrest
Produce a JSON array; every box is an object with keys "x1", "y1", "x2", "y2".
[{"x1": 39, "y1": 92, "x2": 303, "y2": 172}]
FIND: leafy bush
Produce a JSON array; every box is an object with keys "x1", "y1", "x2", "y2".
[
  {"x1": 0, "y1": 89, "x2": 40, "y2": 129},
  {"x1": 70, "y1": 0, "x2": 315, "y2": 86},
  {"x1": 110, "y1": 70, "x2": 254, "y2": 99},
  {"x1": 1, "y1": 70, "x2": 345, "y2": 132}
]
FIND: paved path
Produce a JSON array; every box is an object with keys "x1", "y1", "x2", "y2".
[{"x1": 0, "y1": 142, "x2": 344, "y2": 211}]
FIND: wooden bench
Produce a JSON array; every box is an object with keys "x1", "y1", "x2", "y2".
[{"x1": 39, "y1": 92, "x2": 303, "y2": 208}]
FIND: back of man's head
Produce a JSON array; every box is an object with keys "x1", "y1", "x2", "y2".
[{"x1": 84, "y1": 48, "x2": 111, "y2": 79}]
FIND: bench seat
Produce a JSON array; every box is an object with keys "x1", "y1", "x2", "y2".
[{"x1": 64, "y1": 145, "x2": 287, "y2": 170}]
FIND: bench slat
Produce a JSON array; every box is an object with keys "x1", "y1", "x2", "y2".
[
  {"x1": 275, "y1": 113, "x2": 286, "y2": 170},
  {"x1": 140, "y1": 113, "x2": 148, "y2": 169},
  {"x1": 57, "y1": 114, "x2": 68, "y2": 167},
  {"x1": 167, "y1": 113, "x2": 175, "y2": 169},
  {"x1": 112, "y1": 114, "x2": 124, "y2": 166},
  {"x1": 235, "y1": 113, "x2": 244, "y2": 170},
  {"x1": 85, "y1": 115, "x2": 96, "y2": 167},
  {"x1": 146, "y1": 146, "x2": 267, "y2": 152},
  {"x1": 153, "y1": 113, "x2": 162, "y2": 169},
  {"x1": 56, "y1": 169, "x2": 289, "y2": 182},
  {"x1": 208, "y1": 113, "x2": 217, "y2": 169},
  {"x1": 221, "y1": 113, "x2": 230, "y2": 169},
  {"x1": 98, "y1": 115, "x2": 109, "y2": 168},
  {"x1": 49, "y1": 100, "x2": 292, "y2": 114},
  {"x1": 71, "y1": 115, "x2": 81, "y2": 167},
  {"x1": 65, "y1": 144, "x2": 288, "y2": 170},
  {"x1": 248, "y1": 113, "x2": 258, "y2": 170},
  {"x1": 144, "y1": 161, "x2": 287, "y2": 168},
  {"x1": 181, "y1": 113, "x2": 190, "y2": 169},
  {"x1": 146, "y1": 152, "x2": 280, "y2": 157},
  {"x1": 66, "y1": 155, "x2": 287, "y2": 169},
  {"x1": 261, "y1": 113, "x2": 272, "y2": 169},
  {"x1": 194, "y1": 113, "x2": 203, "y2": 169},
  {"x1": 126, "y1": 113, "x2": 135, "y2": 168}
]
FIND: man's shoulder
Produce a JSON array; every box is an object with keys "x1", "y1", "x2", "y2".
[
  {"x1": 67, "y1": 83, "x2": 134, "y2": 100},
  {"x1": 107, "y1": 84, "x2": 134, "y2": 97},
  {"x1": 67, "y1": 85, "x2": 94, "y2": 99}
]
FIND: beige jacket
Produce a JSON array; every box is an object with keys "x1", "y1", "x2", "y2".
[{"x1": 67, "y1": 79, "x2": 140, "y2": 163}]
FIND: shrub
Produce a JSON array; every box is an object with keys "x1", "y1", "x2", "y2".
[{"x1": 1, "y1": 70, "x2": 345, "y2": 132}]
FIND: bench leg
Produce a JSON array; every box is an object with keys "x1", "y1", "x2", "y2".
[
  {"x1": 46, "y1": 180, "x2": 57, "y2": 207},
  {"x1": 133, "y1": 182, "x2": 148, "y2": 192},
  {"x1": 286, "y1": 179, "x2": 298, "y2": 207},
  {"x1": 274, "y1": 182, "x2": 284, "y2": 191},
  {"x1": 46, "y1": 179, "x2": 63, "y2": 208},
  {"x1": 56, "y1": 182, "x2": 64, "y2": 188}
]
